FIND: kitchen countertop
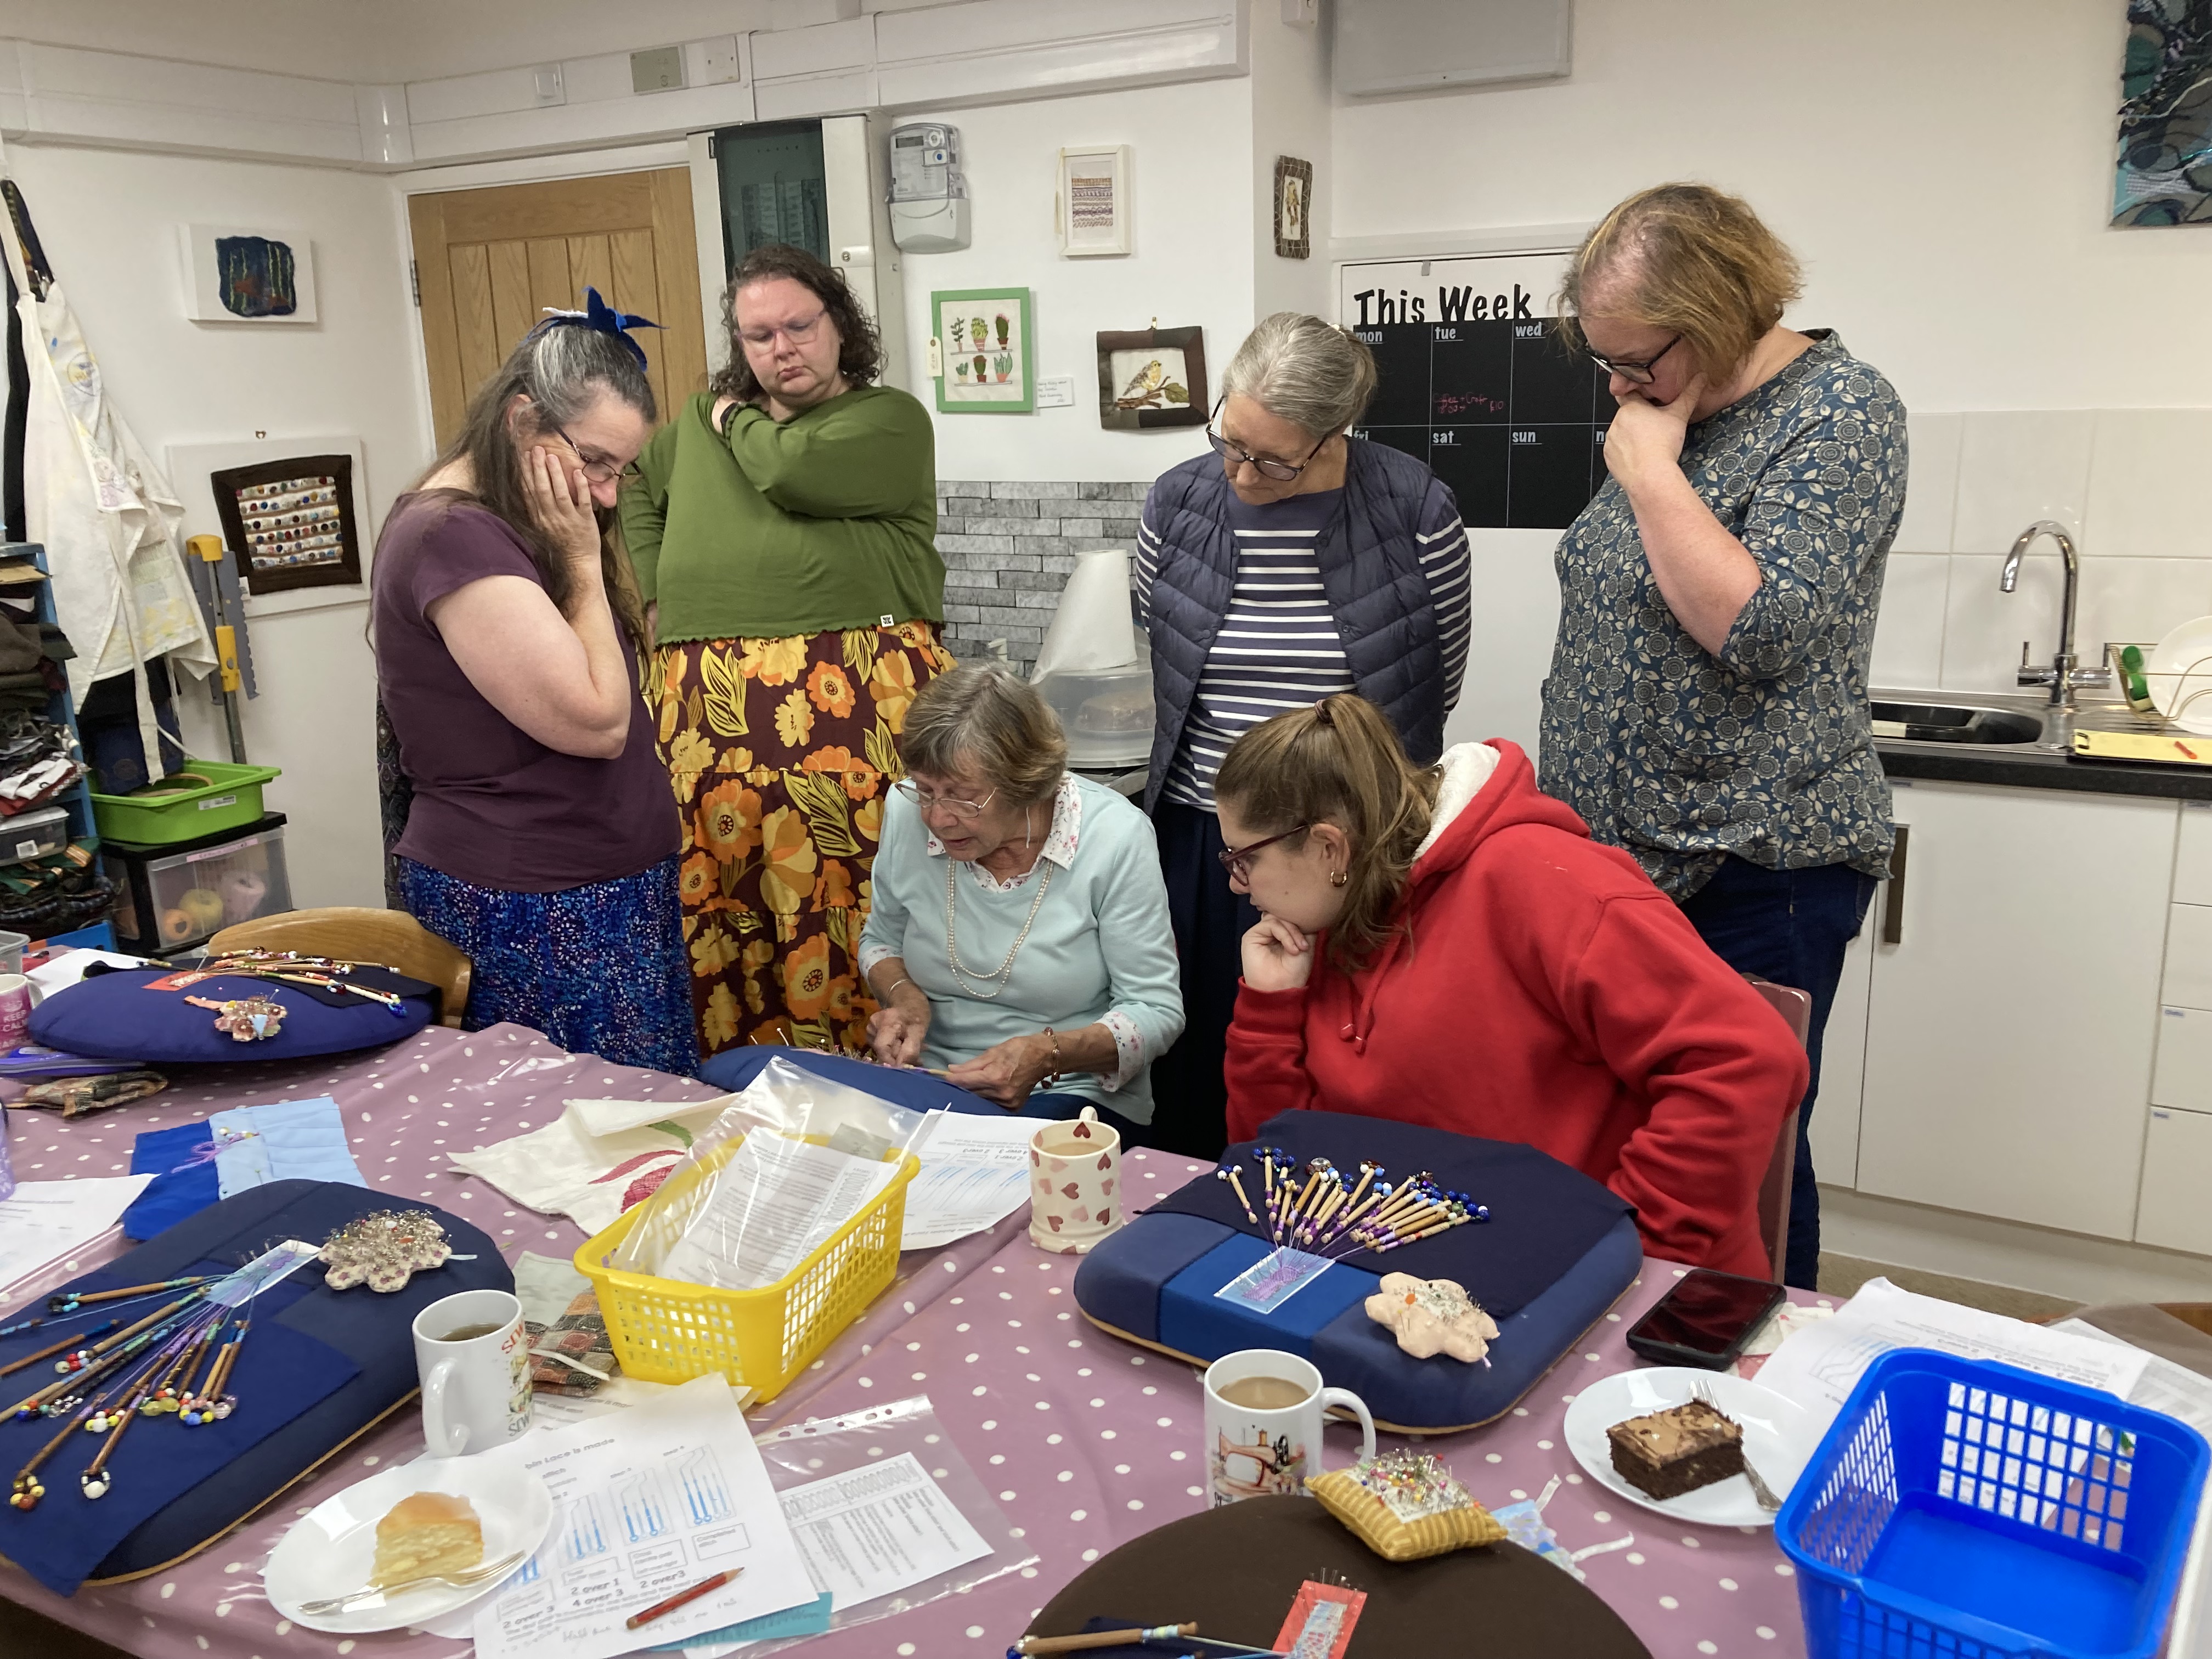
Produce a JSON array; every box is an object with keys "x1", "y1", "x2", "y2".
[{"x1": 1873, "y1": 687, "x2": 2212, "y2": 802}]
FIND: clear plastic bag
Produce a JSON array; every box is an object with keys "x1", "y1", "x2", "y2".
[
  {"x1": 681, "y1": 1393, "x2": 1038, "y2": 1657},
  {"x1": 611, "y1": 1054, "x2": 932, "y2": 1287}
]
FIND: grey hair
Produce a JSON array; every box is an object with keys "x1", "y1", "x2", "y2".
[
  {"x1": 1219, "y1": 312, "x2": 1379, "y2": 439},
  {"x1": 898, "y1": 665, "x2": 1068, "y2": 808}
]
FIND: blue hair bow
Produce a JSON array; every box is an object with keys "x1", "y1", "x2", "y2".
[{"x1": 529, "y1": 285, "x2": 662, "y2": 369}]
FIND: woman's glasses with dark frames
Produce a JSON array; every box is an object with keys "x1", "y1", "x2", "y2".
[
  {"x1": 1584, "y1": 334, "x2": 1683, "y2": 387},
  {"x1": 555, "y1": 427, "x2": 638, "y2": 484},
  {"x1": 1205, "y1": 402, "x2": 1328, "y2": 482},
  {"x1": 1217, "y1": 823, "x2": 1309, "y2": 882}
]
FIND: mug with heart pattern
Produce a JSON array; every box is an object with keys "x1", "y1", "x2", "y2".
[{"x1": 1029, "y1": 1104, "x2": 1121, "y2": 1255}]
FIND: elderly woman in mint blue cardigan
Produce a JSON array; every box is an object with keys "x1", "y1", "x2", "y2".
[{"x1": 861, "y1": 667, "x2": 1185, "y2": 1138}]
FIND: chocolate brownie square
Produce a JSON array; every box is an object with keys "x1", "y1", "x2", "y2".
[{"x1": 1607, "y1": 1400, "x2": 1744, "y2": 1500}]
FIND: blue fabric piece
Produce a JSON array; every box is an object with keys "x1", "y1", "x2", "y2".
[
  {"x1": 1147, "y1": 1110, "x2": 1631, "y2": 1320},
  {"x1": 210, "y1": 1096, "x2": 365, "y2": 1198},
  {"x1": 1073, "y1": 1212, "x2": 1234, "y2": 1344},
  {"x1": 1157, "y1": 1233, "x2": 1381, "y2": 1359},
  {"x1": 656, "y1": 1589, "x2": 833, "y2": 1650},
  {"x1": 1136, "y1": 438, "x2": 1455, "y2": 813},
  {"x1": 397, "y1": 851, "x2": 697, "y2": 1075},
  {"x1": 0, "y1": 1258, "x2": 357, "y2": 1597},
  {"x1": 1309, "y1": 1213, "x2": 1645, "y2": 1430},
  {"x1": 30, "y1": 968, "x2": 431, "y2": 1064},
  {"x1": 14, "y1": 1180, "x2": 514, "y2": 1585},
  {"x1": 123, "y1": 1120, "x2": 221, "y2": 1240}
]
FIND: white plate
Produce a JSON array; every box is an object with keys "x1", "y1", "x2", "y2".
[
  {"x1": 263, "y1": 1454, "x2": 552, "y2": 1634},
  {"x1": 2148, "y1": 614, "x2": 2212, "y2": 737},
  {"x1": 1562, "y1": 1367, "x2": 1821, "y2": 1530}
]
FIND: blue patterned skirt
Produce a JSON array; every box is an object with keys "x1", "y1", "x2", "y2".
[{"x1": 394, "y1": 855, "x2": 699, "y2": 1076}]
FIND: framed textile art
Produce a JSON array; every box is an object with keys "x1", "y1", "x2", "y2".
[
  {"x1": 930, "y1": 287, "x2": 1035, "y2": 414},
  {"x1": 2115, "y1": 0, "x2": 2212, "y2": 225},
  {"x1": 1096, "y1": 325, "x2": 1207, "y2": 431},
  {"x1": 208, "y1": 454, "x2": 363, "y2": 595}
]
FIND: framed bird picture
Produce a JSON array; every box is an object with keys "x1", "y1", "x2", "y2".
[
  {"x1": 1096, "y1": 325, "x2": 1207, "y2": 431},
  {"x1": 930, "y1": 287, "x2": 1035, "y2": 414}
]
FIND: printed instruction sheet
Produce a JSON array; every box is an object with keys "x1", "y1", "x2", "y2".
[
  {"x1": 900, "y1": 1110, "x2": 1038, "y2": 1250},
  {"x1": 659, "y1": 1132, "x2": 896, "y2": 1290},
  {"x1": 777, "y1": 1451, "x2": 993, "y2": 1610},
  {"x1": 469, "y1": 1374, "x2": 815, "y2": 1659}
]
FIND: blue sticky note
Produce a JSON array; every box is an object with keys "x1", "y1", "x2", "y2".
[
  {"x1": 1214, "y1": 1246, "x2": 1334, "y2": 1313},
  {"x1": 654, "y1": 1588, "x2": 834, "y2": 1650}
]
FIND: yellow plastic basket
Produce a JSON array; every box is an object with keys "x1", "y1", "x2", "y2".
[{"x1": 572, "y1": 1142, "x2": 918, "y2": 1403}]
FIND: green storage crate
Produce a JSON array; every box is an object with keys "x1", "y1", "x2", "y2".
[{"x1": 89, "y1": 760, "x2": 281, "y2": 845}]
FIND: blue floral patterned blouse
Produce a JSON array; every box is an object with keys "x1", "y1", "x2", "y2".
[{"x1": 1538, "y1": 331, "x2": 1906, "y2": 900}]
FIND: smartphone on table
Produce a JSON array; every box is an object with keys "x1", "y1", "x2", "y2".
[{"x1": 1623, "y1": 1266, "x2": 1787, "y2": 1370}]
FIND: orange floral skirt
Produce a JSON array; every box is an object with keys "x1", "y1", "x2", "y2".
[{"x1": 651, "y1": 620, "x2": 953, "y2": 1060}]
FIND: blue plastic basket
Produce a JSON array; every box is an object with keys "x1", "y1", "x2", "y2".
[{"x1": 1777, "y1": 1349, "x2": 2209, "y2": 1659}]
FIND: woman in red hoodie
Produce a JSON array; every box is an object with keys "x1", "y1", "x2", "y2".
[{"x1": 1217, "y1": 695, "x2": 1807, "y2": 1279}]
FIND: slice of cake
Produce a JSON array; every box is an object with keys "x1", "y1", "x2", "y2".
[
  {"x1": 1606, "y1": 1400, "x2": 1744, "y2": 1501},
  {"x1": 371, "y1": 1491, "x2": 483, "y2": 1585}
]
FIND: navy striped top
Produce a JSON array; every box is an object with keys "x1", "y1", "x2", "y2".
[{"x1": 1139, "y1": 487, "x2": 1470, "y2": 811}]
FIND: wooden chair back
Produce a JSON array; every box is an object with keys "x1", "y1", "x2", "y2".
[
  {"x1": 1747, "y1": 978, "x2": 1813, "y2": 1284},
  {"x1": 206, "y1": 907, "x2": 472, "y2": 1029}
]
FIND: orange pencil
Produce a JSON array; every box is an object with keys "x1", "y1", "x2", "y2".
[{"x1": 624, "y1": 1568, "x2": 742, "y2": 1630}]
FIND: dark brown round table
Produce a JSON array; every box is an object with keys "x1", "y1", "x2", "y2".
[{"x1": 1024, "y1": 1495, "x2": 1653, "y2": 1657}]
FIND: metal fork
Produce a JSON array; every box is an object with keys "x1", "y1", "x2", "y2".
[
  {"x1": 300, "y1": 1549, "x2": 526, "y2": 1615},
  {"x1": 1690, "y1": 1379, "x2": 1782, "y2": 1512}
]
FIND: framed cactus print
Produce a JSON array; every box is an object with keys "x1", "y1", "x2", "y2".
[{"x1": 929, "y1": 287, "x2": 1035, "y2": 413}]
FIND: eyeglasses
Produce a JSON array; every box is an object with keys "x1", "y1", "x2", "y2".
[
  {"x1": 1217, "y1": 823, "x2": 1309, "y2": 882},
  {"x1": 1584, "y1": 334, "x2": 1683, "y2": 387},
  {"x1": 737, "y1": 308, "x2": 828, "y2": 351},
  {"x1": 1205, "y1": 403, "x2": 1328, "y2": 482},
  {"x1": 555, "y1": 427, "x2": 637, "y2": 485},
  {"x1": 894, "y1": 778, "x2": 998, "y2": 821}
]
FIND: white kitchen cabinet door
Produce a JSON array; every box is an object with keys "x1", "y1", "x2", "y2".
[
  {"x1": 1858, "y1": 782, "x2": 2178, "y2": 1238},
  {"x1": 1808, "y1": 921, "x2": 1875, "y2": 1190},
  {"x1": 2153, "y1": 1006, "x2": 2212, "y2": 1112},
  {"x1": 2137, "y1": 1108, "x2": 2212, "y2": 1256},
  {"x1": 2164, "y1": 904, "x2": 2212, "y2": 1010}
]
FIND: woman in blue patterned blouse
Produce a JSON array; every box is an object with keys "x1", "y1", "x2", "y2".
[{"x1": 1539, "y1": 183, "x2": 1906, "y2": 1290}]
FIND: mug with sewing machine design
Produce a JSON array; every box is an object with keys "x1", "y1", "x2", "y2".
[{"x1": 1203, "y1": 1347, "x2": 1375, "y2": 1508}]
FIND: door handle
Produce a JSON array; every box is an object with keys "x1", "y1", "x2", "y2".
[{"x1": 1880, "y1": 824, "x2": 1910, "y2": 945}]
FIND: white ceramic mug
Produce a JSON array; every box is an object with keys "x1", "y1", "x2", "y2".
[
  {"x1": 1203, "y1": 1348, "x2": 1375, "y2": 1508},
  {"x1": 412, "y1": 1289, "x2": 532, "y2": 1457},
  {"x1": 1029, "y1": 1105, "x2": 1122, "y2": 1255}
]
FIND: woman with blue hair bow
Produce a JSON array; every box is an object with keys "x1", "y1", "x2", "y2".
[{"x1": 373, "y1": 291, "x2": 697, "y2": 1074}]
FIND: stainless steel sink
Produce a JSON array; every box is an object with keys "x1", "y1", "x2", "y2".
[{"x1": 1870, "y1": 700, "x2": 2046, "y2": 747}]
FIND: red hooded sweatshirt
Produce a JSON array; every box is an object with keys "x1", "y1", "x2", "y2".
[{"x1": 1224, "y1": 740, "x2": 1808, "y2": 1279}]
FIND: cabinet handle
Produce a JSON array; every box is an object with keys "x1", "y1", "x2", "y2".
[{"x1": 1881, "y1": 824, "x2": 1910, "y2": 945}]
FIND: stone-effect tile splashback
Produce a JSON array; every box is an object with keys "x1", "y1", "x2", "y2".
[{"x1": 934, "y1": 479, "x2": 1144, "y2": 675}]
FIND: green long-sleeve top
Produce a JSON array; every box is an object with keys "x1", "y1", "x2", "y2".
[{"x1": 619, "y1": 384, "x2": 943, "y2": 644}]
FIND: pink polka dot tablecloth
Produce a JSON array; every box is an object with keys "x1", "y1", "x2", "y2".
[
  {"x1": 3, "y1": 1044, "x2": 1818, "y2": 1659},
  {"x1": 743, "y1": 1147, "x2": 1816, "y2": 1659},
  {"x1": 0, "y1": 1022, "x2": 1030, "y2": 1659}
]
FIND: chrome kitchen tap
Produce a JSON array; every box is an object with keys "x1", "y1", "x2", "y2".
[{"x1": 2000, "y1": 520, "x2": 2109, "y2": 749}]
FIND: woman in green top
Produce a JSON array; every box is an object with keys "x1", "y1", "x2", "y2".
[{"x1": 620, "y1": 243, "x2": 949, "y2": 1061}]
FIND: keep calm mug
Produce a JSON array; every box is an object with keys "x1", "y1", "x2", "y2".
[
  {"x1": 0, "y1": 974, "x2": 31, "y2": 1046},
  {"x1": 412, "y1": 1288, "x2": 533, "y2": 1456},
  {"x1": 1203, "y1": 1348, "x2": 1376, "y2": 1508},
  {"x1": 1029, "y1": 1105, "x2": 1121, "y2": 1255}
]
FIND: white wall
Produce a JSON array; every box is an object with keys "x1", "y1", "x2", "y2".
[
  {"x1": 1249, "y1": 7, "x2": 1329, "y2": 321},
  {"x1": 1330, "y1": 0, "x2": 2211, "y2": 414},
  {"x1": 1, "y1": 141, "x2": 426, "y2": 909},
  {"x1": 894, "y1": 77, "x2": 1257, "y2": 482}
]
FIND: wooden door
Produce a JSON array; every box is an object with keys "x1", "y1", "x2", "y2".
[{"x1": 409, "y1": 169, "x2": 711, "y2": 447}]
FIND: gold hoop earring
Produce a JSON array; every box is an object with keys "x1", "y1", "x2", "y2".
[{"x1": 1328, "y1": 870, "x2": 1349, "y2": 888}]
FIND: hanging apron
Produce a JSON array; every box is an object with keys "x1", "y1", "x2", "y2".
[{"x1": 0, "y1": 139, "x2": 214, "y2": 768}]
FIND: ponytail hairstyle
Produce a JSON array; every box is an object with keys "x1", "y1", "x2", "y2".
[
  {"x1": 413, "y1": 305, "x2": 657, "y2": 648},
  {"x1": 1213, "y1": 693, "x2": 1441, "y2": 974}
]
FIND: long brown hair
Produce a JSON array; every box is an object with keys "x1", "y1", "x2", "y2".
[
  {"x1": 709, "y1": 242, "x2": 882, "y2": 403},
  {"x1": 411, "y1": 317, "x2": 654, "y2": 647},
  {"x1": 1214, "y1": 694, "x2": 1441, "y2": 974}
]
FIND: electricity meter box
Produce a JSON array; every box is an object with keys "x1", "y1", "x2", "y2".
[{"x1": 888, "y1": 121, "x2": 970, "y2": 253}]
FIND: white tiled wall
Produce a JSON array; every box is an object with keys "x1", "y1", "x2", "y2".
[{"x1": 1872, "y1": 409, "x2": 2212, "y2": 694}]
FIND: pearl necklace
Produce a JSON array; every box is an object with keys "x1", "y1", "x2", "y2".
[{"x1": 944, "y1": 854, "x2": 1054, "y2": 999}]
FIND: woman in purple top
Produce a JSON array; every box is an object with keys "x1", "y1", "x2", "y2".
[{"x1": 373, "y1": 294, "x2": 695, "y2": 1074}]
